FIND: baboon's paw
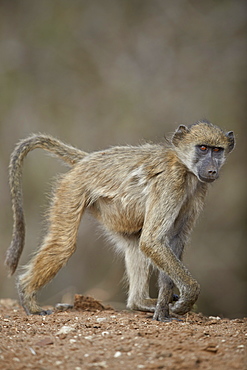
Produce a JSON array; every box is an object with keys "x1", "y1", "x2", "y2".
[
  {"x1": 128, "y1": 298, "x2": 157, "y2": 313},
  {"x1": 29, "y1": 309, "x2": 53, "y2": 316},
  {"x1": 153, "y1": 315, "x2": 182, "y2": 322}
]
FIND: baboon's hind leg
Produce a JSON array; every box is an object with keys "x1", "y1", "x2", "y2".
[
  {"x1": 18, "y1": 173, "x2": 87, "y2": 315},
  {"x1": 124, "y1": 242, "x2": 157, "y2": 312},
  {"x1": 153, "y1": 272, "x2": 176, "y2": 321}
]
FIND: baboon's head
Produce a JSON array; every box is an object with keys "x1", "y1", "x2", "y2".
[{"x1": 172, "y1": 120, "x2": 235, "y2": 183}]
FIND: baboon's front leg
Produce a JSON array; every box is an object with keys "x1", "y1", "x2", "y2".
[
  {"x1": 140, "y1": 240, "x2": 200, "y2": 320},
  {"x1": 141, "y1": 193, "x2": 202, "y2": 321},
  {"x1": 154, "y1": 236, "x2": 184, "y2": 321},
  {"x1": 18, "y1": 171, "x2": 86, "y2": 315}
]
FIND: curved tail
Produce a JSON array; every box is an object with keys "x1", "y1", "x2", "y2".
[{"x1": 5, "y1": 134, "x2": 87, "y2": 275}]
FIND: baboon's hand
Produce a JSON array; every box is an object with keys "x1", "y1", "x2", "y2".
[
  {"x1": 153, "y1": 304, "x2": 182, "y2": 322},
  {"x1": 153, "y1": 314, "x2": 175, "y2": 322},
  {"x1": 170, "y1": 283, "x2": 200, "y2": 315},
  {"x1": 152, "y1": 294, "x2": 181, "y2": 321},
  {"x1": 153, "y1": 307, "x2": 174, "y2": 322},
  {"x1": 36, "y1": 309, "x2": 53, "y2": 316}
]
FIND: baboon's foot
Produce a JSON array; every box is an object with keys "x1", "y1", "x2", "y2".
[
  {"x1": 128, "y1": 298, "x2": 157, "y2": 312},
  {"x1": 35, "y1": 309, "x2": 53, "y2": 316},
  {"x1": 18, "y1": 287, "x2": 52, "y2": 315},
  {"x1": 21, "y1": 304, "x2": 53, "y2": 315},
  {"x1": 153, "y1": 315, "x2": 182, "y2": 322},
  {"x1": 128, "y1": 295, "x2": 178, "y2": 314},
  {"x1": 152, "y1": 293, "x2": 181, "y2": 321},
  {"x1": 153, "y1": 301, "x2": 183, "y2": 322},
  {"x1": 23, "y1": 303, "x2": 53, "y2": 316}
]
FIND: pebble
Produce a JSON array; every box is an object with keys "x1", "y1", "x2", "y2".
[
  {"x1": 84, "y1": 335, "x2": 94, "y2": 340},
  {"x1": 209, "y1": 316, "x2": 221, "y2": 320},
  {"x1": 89, "y1": 361, "x2": 107, "y2": 368},
  {"x1": 102, "y1": 331, "x2": 110, "y2": 336},
  {"x1": 96, "y1": 317, "x2": 107, "y2": 323},
  {"x1": 56, "y1": 325, "x2": 75, "y2": 335}
]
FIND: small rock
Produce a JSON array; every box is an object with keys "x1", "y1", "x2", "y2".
[
  {"x1": 96, "y1": 317, "x2": 107, "y2": 323},
  {"x1": 55, "y1": 303, "x2": 73, "y2": 311},
  {"x1": 209, "y1": 316, "x2": 221, "y2": 320},
  {"x1": 204, "y1": 344, "x2": 218, "y2": 353},
  {"x1": 35, "y1": 338, "x2": 54, "y2": 346},
  {"x1": 74, "y1": 295, "x2": 106, "y2": 311},
  {"x1": 29, "y1": 347, "x2": 36, "y2": 355},
  {"x1": 88, "y1": 361, "x2": 107, "y2": 368},
  {"x1": 84, "y1": 335, "x2": 94, "y2": 340},
  {"x1": 56, "y1": 325, "x2": 75, "y2": 335}
]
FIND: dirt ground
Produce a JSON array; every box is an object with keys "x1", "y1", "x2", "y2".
[{"x1": 0, "y1": 297, "x2": 246, "y2": 370}]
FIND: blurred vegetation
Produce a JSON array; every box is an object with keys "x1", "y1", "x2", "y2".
[{"x1": 0, "y1": 0, "x2": 246, "y2": 318}]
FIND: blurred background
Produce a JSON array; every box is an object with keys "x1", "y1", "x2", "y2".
[{"x1": 0, "y1": 0, "x2": 246, "y2": 318}]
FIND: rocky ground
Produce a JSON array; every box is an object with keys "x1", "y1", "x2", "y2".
[{"x1": 0, "y1": 297, "x2": 246, "y2": 370}]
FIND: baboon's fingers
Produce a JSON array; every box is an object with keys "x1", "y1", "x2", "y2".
[{"x1": 36, "y1": 309, "x2": 53, "y2": 316}]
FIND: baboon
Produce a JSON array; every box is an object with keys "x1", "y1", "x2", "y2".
[{"x1": 5, "y1": 121, "x2": 235, "y2": 321}]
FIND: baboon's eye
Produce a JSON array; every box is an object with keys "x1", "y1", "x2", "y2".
[
  {"x1": 212, "y1": 147, "x2": 222, "y2": 152},
  {"x1": 199, "y1": 145, "x2": 207, "y2": 151}
]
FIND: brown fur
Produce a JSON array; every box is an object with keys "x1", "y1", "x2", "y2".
[{"x1": 5, "y1": 121, "x2": 235, "y2": 320}]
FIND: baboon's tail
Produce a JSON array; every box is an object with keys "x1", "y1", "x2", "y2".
[{"x1": 5, "y1": 134, "x2": 87, "y2": 276}]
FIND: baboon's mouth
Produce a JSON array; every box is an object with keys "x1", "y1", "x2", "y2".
[{"x1": 198, "y1": 175, "x2": 217, "y2": 183}]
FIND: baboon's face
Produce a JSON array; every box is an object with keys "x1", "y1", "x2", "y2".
[
  {"x1": 171, "y1": 121, "x2": 235, "y2": 183},
  {"x1": 193, "y1": 144, "x2": 225, "y2": 183}
]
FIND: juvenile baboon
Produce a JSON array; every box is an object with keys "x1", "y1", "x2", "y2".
[{"x1": 5, "y1": 121, "x2": 235, "y2": 321}]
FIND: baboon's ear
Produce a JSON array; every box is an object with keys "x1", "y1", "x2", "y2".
[
  {"x1": 226, "y1": 131, "x2": 235, "y2": 153},
  {"x1": 172, "y1": 125, "x2": 189, "y2": 146}
]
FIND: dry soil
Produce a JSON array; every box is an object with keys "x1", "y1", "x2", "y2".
[{"x1": 0, "y1": 297, "x2": 246, "y2": 370}]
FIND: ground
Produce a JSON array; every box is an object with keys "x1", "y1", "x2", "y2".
[{"x1": 0, "y1": 297, "x2": 246, "y2": 370}]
